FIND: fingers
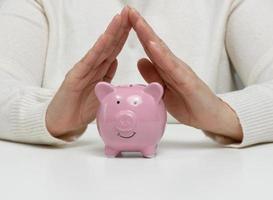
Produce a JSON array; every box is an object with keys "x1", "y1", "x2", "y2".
[
  {"x1": 104, "y1": 59, "x2": 118, "y2": 83},
  {"x1": 129, "y1": 8, "x2": 181, "y2": 69},
  {"x1": 72, "y1": 6, "x2": 131, "y2": 81},
  {"x1": 129, "y1": 8, "x2": 165, "y2": 52},
  {"x1": 137, "y1": 58, "x2": 179, "y2": 95},
  {"x1": 147, "y1": 41, "x2": 180, "y2": 78},
  {"x1": 121, "y1": 6, "x2": 131, "y2": 29},
  {"x1": 82, "y1": 58, "x2": 117, "y2": 89},
  {"x1": 108, "y1": 6, "x2": 132, "y2": 61},
  {"x1": 108, "y1": 28, "x2": 130, "y2": 63},
  {"x1": 129, "y1": 8, "x2": 179, "y2": 75},
  {"x1": 87, "y1": 6, "x2": 131, "y2": 85},
  {"x1": 86, "y1": 6, "x2": 131, "y2": 85},
  {"x1": 137, "y1": 58, "x2": 164, "y2": 85},
  {"x1": 83, "y1": 14, "x2": 121, "y2": 64},
  {"x1": 129, "y1": 8, "x2": 197, "y2": 93},
  {"x1": 92, "y1": 13, "x2": 122, "y2": 67},
  {"x1": 72, "y1": 34, "x2": 105, "y2": 78},
  {"x1": 147, "y1": 41, "x2": 196, "y2": 92},
  {"x1": 75, "y1": 13, "x2": 122, "y2": 79},
  {"x1": 95, "y1": 6, "x2": 131, "y2": 66},
  {"x1": 128, "y1": 9, "x2": 155, "y2": 59}
]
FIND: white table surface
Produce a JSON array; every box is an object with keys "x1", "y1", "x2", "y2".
[{"x1": 0, "y1": 124, "x2": 273, "y2": 200}]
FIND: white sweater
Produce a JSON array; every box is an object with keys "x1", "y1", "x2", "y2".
[{"x1": 0, "y1": 0, "x2": 273, "y2": 147}]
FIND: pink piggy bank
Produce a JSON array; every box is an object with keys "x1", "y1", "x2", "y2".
[{"x1": 95, "y1": 82, "x2": 167, "y2": 158}]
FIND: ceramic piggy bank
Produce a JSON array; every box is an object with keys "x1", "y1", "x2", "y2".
[{"x1": 95, "y1": 82, "x2": 167, "y2": 158}]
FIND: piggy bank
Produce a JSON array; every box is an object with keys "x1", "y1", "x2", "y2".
[{"x1": 95, "y1": 82, "x2": 167, "y2": 158}]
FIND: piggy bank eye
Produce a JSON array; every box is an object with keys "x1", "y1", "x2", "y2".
[
  {"x1": 128, "y1": 95, "x2": 142, "y2": 106},
  {"x1": 116, "y1": 100, "x2": 120, "y2": 104}
]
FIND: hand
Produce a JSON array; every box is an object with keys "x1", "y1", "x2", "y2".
[
  {"x1": 46, "y1": 7, "x2": 131, "y2": 139},
  {"x1": 129, "y1": 8, "x2": 243, "y2": 142}
]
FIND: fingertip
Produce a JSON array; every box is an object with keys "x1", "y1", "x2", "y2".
[
  {"x1": 105, "y1": 14, "x2": 122, "y2": 35},
  {"x1": 137, "y1": 58, "x2": 150, "y2": 68},
  {"x1": 120, "y1": 6, "x2": 130, "y2": 29},
  {"x1": 120, "y1": 6, "x2": 127, "y2": 17},
  {"x1": 128, "y1": 7, "x2": 140, "y2": 26},
  {"x1": 121, "y1": 5, "x2": 130, "y2": 14},
  {"x1": 130, "y1": 7, "x2": 140, "y2": 16},
  {"x1": 137, "y1": 58, "x2": 163, "y2": 84}
]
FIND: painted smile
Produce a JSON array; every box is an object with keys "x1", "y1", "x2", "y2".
[{"x1": 117, "y1": 132, "x2": 136, "y2": 139}]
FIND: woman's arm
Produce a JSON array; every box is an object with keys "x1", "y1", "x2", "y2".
[
  {"x1": 207, "y1": 0, "x2": 273, "y2": 147},
  {"x1": 0, "y1": 1, "x2": 131, "y2": 145},
  {"x1": 128, "y1": 8, "x2": 243, "y2": 143},
  {"x1": 128, "y1": 0, "x2": 273, "y2": 147},
  {"x1": 0, "y1": 0, "x2": 65, "y2": 144}
]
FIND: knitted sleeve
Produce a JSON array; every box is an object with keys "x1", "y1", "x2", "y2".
[
  {"x1": 205, "y1": 0, "x2": 273, "y2": 147},
  {"x1": 0, "y1": 0, "x2": 75, "y2": 145}
]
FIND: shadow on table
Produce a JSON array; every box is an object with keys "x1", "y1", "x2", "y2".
[
  {"x1": 0, "y1": 138, "x2": 94, "y2": 150},
  {"x1": 160, "y1": 140, "x2": 221, "y2": 150},
  {"x1": 85, "y1": 139, "x2": 222, "y2": 158},
  {"x1": 0, "y1": 137, "x2": 220, "y2": 158}
]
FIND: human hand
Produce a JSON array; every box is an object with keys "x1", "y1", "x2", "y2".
[
  {"x1": 129, "y1": 8, "x2": 243, "y2": 142},
  {"x1": 46, "y1": 7, "x2": 131, "y2": 139}
]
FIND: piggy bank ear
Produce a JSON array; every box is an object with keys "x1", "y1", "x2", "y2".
[
  {"x1": 95, "y1": 82, "x2": 114, "y2": 102},
  {"x1": 144, "y1": 82, "x2": 164, "y2": 103}
]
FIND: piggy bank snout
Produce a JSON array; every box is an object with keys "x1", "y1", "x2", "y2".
[{"x1": 115, "y1": 111, "x2": 136, "y2": 132}]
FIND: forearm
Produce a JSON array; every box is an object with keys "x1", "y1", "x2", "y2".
[
  {"x1": 205, "y1": 82, "x2": 273, "y2": 147},
  {"x1": 0, "y1": 77, "x2": 68, "y2": 145}
]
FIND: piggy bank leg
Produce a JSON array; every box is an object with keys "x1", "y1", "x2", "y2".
[
  {"x1": 105, "y1": 146, "x2": 120, "y2": 157},
  {"x1": 142, "y1": 145, "x2": 157, "y2": 158}
]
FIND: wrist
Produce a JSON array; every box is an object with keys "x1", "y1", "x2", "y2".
[
  {"x1": 209, "y1": 98, "x2": 243, "y2": 142},
  {"x1": 53, "y1": 126, "x2": 87, "y2": 141},
  {"x1": 219, "y1": 99, "x2": 243, "y2": 141},
  {"x1": 46, "y1": 121, "x2": 87, "y2": 140},
  {"x1": 45, "y1": 113, "x2": 87, "y2": 138}
]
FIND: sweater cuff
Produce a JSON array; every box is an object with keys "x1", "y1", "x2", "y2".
[
  {"x1": 9, "y1": 90, "x2": 76, "y2": 145},
  {"x1": 204, "y1": 87, "x2": 273, "y2": 148}
]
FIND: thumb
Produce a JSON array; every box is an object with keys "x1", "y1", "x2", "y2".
[{"x1": 137, "y1": 58, "x2": 164, "y2": 85}]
